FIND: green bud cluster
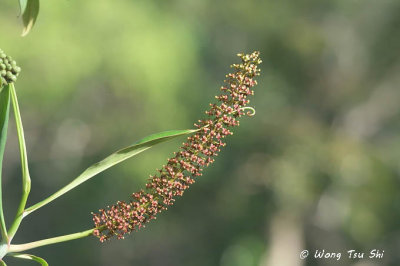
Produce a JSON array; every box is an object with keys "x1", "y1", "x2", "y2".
[{"x1": 0, "y1": 49, "x2": 21, "y2": 87}]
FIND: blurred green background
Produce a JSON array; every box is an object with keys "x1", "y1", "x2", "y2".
[{"x1": 1, "y1": 0, "x2": 400, "y2": 265}]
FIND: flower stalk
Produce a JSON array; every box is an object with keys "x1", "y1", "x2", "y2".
[{"x1": 8, "y1": 229, "x2": 95, "y2": 253}]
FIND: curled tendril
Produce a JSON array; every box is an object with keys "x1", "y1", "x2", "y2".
[{"x1": 240, "y1": 106, "x2": 256, "y2": 116}]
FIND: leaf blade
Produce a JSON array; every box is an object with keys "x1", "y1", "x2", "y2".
[
  {"x1": 21, "y1": 0, "x2": 40, "y2": 37},
  {"x1": 18, "y1": 0, "x2": 28, "y2": 15},
  {"x1": 24, "y1": 128, "x2": 198, "y2": 216},
  {"x1": 8, "y1": 253, "x2": 48, "y2": 266},
  {"x1": 0, "y1": 84, "x2": 11, "y2": 241},
  {"x1": 7, "y1": 84, "x2": 31, "y2": 240}
]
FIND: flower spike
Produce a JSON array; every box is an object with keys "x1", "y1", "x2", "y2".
[{"x1": 92, "y1": 51, "x2": 262, "y2": 242}]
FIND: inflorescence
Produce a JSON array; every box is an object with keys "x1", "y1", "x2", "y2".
[
  {"x1": 92, "y1": 51, "x2": 262, "y2": 242},
  {"x1": 0, "y1": 49, "x2": 21, "y2": 87}
]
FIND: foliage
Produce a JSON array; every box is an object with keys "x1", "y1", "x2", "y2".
[{"x1": 19, "y1": 0, "x2": 39, "y2": 36}]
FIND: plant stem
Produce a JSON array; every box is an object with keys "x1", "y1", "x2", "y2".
[
  {"x1": 7, "y1": 84, "x2": 31, "y2": 241},
  {"x1": 0, "y1": 85, "x2": 11, "y2": 243},
  {"x1": 0, "y1": 243, "x2": 8, "y2": 260},
  {"x1": 8, "y1": 228, "x2": 94, "y2": 253}
]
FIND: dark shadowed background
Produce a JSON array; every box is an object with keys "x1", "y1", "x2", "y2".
[{"x1": 1, "y1": 0, "x2": 400, "y2": 265}]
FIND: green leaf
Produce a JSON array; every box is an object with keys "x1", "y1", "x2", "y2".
[
  {"x1": 18, "y1": 0, "x2": 28, "y2": 15},
  {"x1": 21, "y1": 0, "x2": 39, "y2": 37},
  {"x1": 0, "y1": 259, "x2": 6, "y2": 265},
  {"x1": 24, "y1": 128, "x2": 199, "y2": 216},
  {"x1": 0, "y1": 84, "x2": 10, "y2": 241},
  {"x1": 7, "y1": 84, "x2": 31, "y2": 240},
  {"x1": 8, "y1": 253, "x2": 48, "y2": 266}
]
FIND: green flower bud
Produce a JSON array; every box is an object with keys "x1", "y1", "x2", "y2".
[
  {"x1": 12, "y1": 66, "x2": 21, "y2": 74},
  {"x1": 0, "y1": 48, "x2": 21, "y2": 87}
]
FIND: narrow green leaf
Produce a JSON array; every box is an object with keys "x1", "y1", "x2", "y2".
[
  {"x1": 0, "y1": 85, "x2": 11, "y2": 241},
  {"x1": 24, "y1": 128, "x2": 198, "y2": 216},
  {"x1": 21, "y1": 0, "x2": 39, "y2": 37},
  {"x1": 0, "y1": 259, "x2": 6, "y2": 265},
  {"x1": 18, "y1": 0, "x2": 28, "y2": 15},
  {"x1": 8, "y1": 253, "x2": 48, "y2": 266},
  {"x1": 7, "y1": 84, "x2": 31, "y2": 240}
]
